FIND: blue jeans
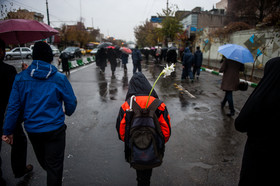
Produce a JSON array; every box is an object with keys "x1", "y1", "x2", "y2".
[{"x1": 222, "y1": 91, "x2": 235, "y2": 113}]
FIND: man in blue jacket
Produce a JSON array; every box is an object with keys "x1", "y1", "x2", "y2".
[
  {"x1": 132, "y1": 45, "x2": 142, "y2": 73},
  {"x1": 2, "y1": 41, "x2": 77, "y2": 186},
  {"x1": 181, "y1": 47, "x2": 194, "y2": 82}
]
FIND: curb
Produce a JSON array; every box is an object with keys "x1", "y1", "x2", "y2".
[
  {"x1": 68, "y1": 56, "x2": 95, "y2": 69},
  {"x1": 200, "y1": 67, "x2": 258, "y2": 88}
]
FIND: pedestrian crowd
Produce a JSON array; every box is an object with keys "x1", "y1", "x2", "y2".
[{"x1": 0, "y1": 37, "x2": 279, "y2": 186}]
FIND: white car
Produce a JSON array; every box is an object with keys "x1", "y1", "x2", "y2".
[
  {"x1": 50, "y1": 45, "x2": 60, "y2": 56},
  {"x1": 5, "y1": 47, "x2": 32, "y2": 60},
  {"x1": 90, "y1": 48, "x2": 99, "y2": 55}
]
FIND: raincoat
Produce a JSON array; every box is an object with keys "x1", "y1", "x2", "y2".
[
  {"x1": 3, "y1": 60, "x2": 77, "y2": 135},
  {"x1": 116, "y1": 72, "x2": 171, "y2": 143}
]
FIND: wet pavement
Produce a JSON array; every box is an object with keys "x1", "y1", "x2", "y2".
[{"x1": 1, "y1": 57, "x2": 253, "y2": 186}]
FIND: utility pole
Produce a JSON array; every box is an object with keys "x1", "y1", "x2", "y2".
[
  {"x1": 46, "y1": 0, "x2": 50, "y2": 25},
  {"x1": 46, "y1": 0, "x2": 52, "y2": 44}
]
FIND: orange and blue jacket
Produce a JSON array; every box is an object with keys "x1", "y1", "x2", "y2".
[{"x1": 116, "y1": 95, "x2": 171, "y2": 143}]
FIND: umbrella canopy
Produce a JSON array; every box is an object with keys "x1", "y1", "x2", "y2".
[
  {"x1": 0, "y1": 19, "x2": 59, "y2": 45},
  {"x1": 218, "y1": 44, "x2": 254, "y2": 64},
  {"x1": 120, "y1": 47, "x2": 132, "y2": 54},
  {"x1": 97, "y1": 42, "x2": 112, "y2": 48},
  {"x1": 107, "y1": 46, "x2": 115, "y2": 49}
]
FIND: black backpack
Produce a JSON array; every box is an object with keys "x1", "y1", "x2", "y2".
[{"x1": 124, "y1": 97, "x2": 165, "y2": 170}]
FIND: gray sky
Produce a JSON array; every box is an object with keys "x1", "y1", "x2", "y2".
[{"x1": 1, "y1": 0, "x2": 220, "y2": 42}]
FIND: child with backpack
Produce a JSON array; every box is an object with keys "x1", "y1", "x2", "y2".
[{"x1": 116, "y1": 72, "x2": 171, "y2": 186}]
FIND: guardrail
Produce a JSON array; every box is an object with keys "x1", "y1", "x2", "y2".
[
  {"x1": 200, "y1": 67, "x2": 258, "y2": 88},
  {"x1": 68, "y1": 56, "x2": 95, "y2": 69}
]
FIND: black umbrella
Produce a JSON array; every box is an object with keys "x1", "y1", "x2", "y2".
[{"x1": 97, "y1": 42, "x2": 113, "y2": 48}]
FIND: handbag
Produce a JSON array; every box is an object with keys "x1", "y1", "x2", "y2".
[
  {"x1": 239, "y1": 82, "x2": 248, "y2": 91},
  {"x1": 239, "y1": 72, "x2": 248, "y2": 91}
]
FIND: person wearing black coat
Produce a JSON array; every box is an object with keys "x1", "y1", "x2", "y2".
[
  {"x1": 107, "y1": 48, "x2": 117, "y2": 76},
  {"x1": 0, "y1": 39, "x2": 32, "y2": 185},
  {"x1": 193, "y1": 46, "x2": 203, "y2": 79},
  {"x1": 234, "y1": 57, "x2": 280, "y2": 186},
  {"x1": 96, "y1": 48, "x2": 107, "y2": 73}
]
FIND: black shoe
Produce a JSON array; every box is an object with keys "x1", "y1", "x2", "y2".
[
  {"x1": 15, "y1": 164, "x2": 33, "y2": 178},
  {"x1": 226, "y1": 112, "x2": 235, "y2": 117}
]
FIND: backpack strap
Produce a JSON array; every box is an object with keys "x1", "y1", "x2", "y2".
[{"x1": 131, "y1": 98, "x2": 162, "y2": 118}]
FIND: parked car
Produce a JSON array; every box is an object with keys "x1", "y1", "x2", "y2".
[
  {"x1": 90, "y1": 48, "x2": 99, "y2": 56},
  {"x1": 80, "y1": 48, "x2": 86, "y2": 55},
  {"x1": 61, "y1": 47, "x2": 81, "y2": 59},
  {"x1": 50, "y1": 45, "x2": 60, "y2": 56},
  {"x1": 5, "y1": 47, "x2": 32, "y2": 60}
]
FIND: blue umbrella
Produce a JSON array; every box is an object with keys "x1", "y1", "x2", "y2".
[{"x1": 218, "y1": 44, "x2": 254, "y2": 64}]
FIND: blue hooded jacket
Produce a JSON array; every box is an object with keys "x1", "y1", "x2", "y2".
[
  {"x1": 182, "y1": 47, "x2": 194, "y2": 68},
  {"x1": 3, "y1": 60, "x2": 77, "y2": 135}
]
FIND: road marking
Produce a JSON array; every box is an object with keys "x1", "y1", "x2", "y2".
[{"x1": 174, "y1": 83, "x2": 196, "y2": 98}]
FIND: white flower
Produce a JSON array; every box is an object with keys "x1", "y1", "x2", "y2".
[{"x1": 162, "y1": 63, "x2": 175, "y2": 78}]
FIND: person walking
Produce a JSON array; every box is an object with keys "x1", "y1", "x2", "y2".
[
  {"x1": 121, "y1": 52, "x2": 129, "y2": 71},
  {"x1": 107, "y1": 48, "x2": 117, "y2": 76},
  {"x1": 193, "y1": 46, "x2": 203, "y2": 79},
  {"x1": 132, "y1": 46, "x2": 142, "y2": 73},
  {"x1": 2, "y1": 41, "x2": 77, "y2": 186},
  {"x1": 116, "y1": 72, "x2": 171, "y2": 186},
  {"x1": 166, "y1": 48, "x2": 177, "y2": 65},
  {"x1": 219, "y1": 57, "x2": 244, "y2": 116},
  {"x1": 96, "y1": 47, "x2": 107, "y2": 74},
  {"x1": 0, "y1": 39, "x2": 33, "y2": 185},
  {"x1": 181, "y1": 47, "x2": 194, "y2": 82},
  {"x1": 59, "y1": 52, "x2": 70, "y2": 75},
  {"x1": 234, "y1": 57, "x2": 280, "y2": 186}
]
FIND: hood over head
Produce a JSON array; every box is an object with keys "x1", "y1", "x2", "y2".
[
  {"x1": 184, "y1": 47, "x2": 190, "y2": 53},
  {"x1": 126, "y1": 72, "x2": 158, "y2": 100},
  {"x1": 26, "y1": 60, "x2": 57, "y2": 80}
]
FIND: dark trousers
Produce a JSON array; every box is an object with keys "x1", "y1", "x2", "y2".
[
  {"x1": 193, "y1": 66, "x2": 201, "y2": 77},
  {"x1": 28, "y1": 125, "x2": 66, "y2": 186},
  {"x1": 222, "y1": 91, "x2": 235, "y2": 113},
  {"x1": 11, "y1": 123, "x2": 28, "y2": 177},
  {"x1": 0, "y1": 131, "x2": 6, "y2": 186},
  {"x1": 133, "y1": 62, "x2": 142, "y2": 73},
  {"x1": 136, "y1": 169, "x2": 152, "y2": 186},
  {"x1": 181, "y1": 66, "x2": 193, "y2": 80}
]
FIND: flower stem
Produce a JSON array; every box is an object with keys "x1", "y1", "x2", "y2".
[{"x1": 145, "y1": 72, "x2": 164, "y2": 109}]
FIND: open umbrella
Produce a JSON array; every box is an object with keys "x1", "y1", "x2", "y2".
[
  {"x1": 218, "y1": 44, "x2": 254, "y2": 64},
  {"x1": 107, "y1": 46, "x2": 115, "y2": 49},
  {"x1": 0, "y1": 19, "x2": 59, "y2": 45},
  {"x1": 97, "y1": 42, "x2": 112, "y2": 48},
  {"x1": 120, "y1": 47, "x2": 132, "y2": 54}
]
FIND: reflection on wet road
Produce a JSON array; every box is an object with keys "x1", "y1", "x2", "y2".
[{"x1": 2, "y1": 57, "x2": 252, "y2": 186}]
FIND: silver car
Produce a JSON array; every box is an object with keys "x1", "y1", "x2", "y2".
[
  {"x1": 5, "y1": 47, "x2": 32, "y2": 60},
  {"x1": 50, "y1": 45, "x2": 60, "y2": 56}
]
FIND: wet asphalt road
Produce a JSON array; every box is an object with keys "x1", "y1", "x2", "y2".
[{"x1": 1, "y1": 56, "x2": 254, "y2": 186}]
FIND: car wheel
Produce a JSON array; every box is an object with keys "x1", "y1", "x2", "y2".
[
  {"x1": 6, "y1": 55, "x2": 12, "y2": 60},
  {"x1": 26, "y1": 54, "x2": 32, "y2": 59}
]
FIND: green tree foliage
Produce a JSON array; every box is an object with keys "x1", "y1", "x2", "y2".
[{"x1": 134, "y1": 20, "x2": 159, "y2": 47}]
